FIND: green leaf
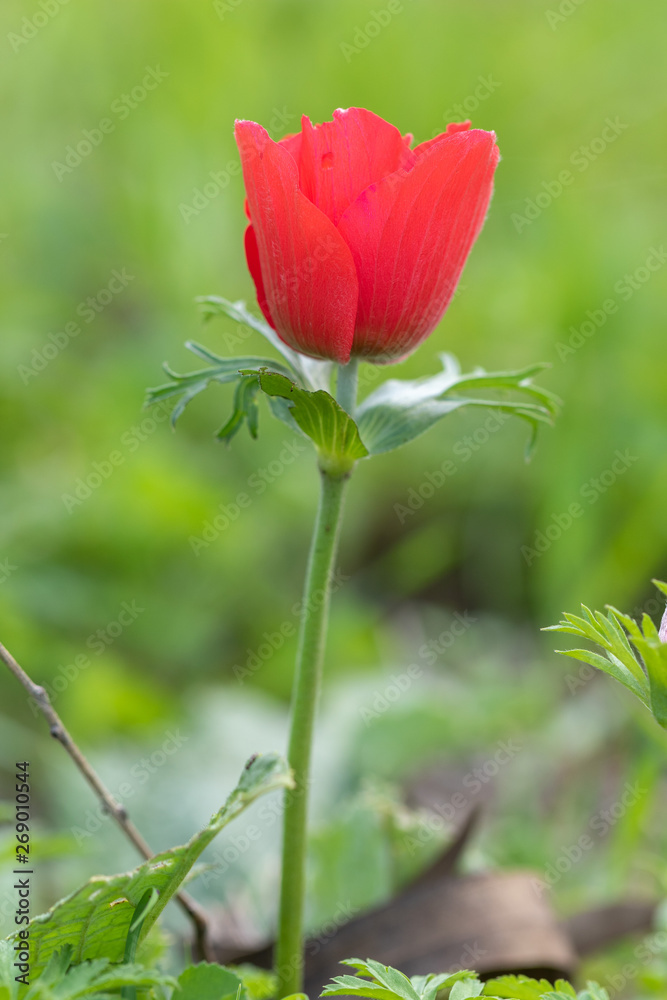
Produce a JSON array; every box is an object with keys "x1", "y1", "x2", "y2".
[
  {"x1": 356, "y1": 354, "x2": 559, "y2": 455},
  {"x1": 0, "y1": 940, "x2": 19, "y2": 1000},
  {"x1": 2, "y1": 941, "x2": 176, "y2": 1000},
  {"x1": 216, "y1": 374, "x2": 262, "y2": 443},
  {"x1": 483, "y1": 975, "x2": 557, "y2": 998},
  {"x1": 555, "y1": 648, "x2": 650, "y2": 705},
  {"x1": 321, "y1": 974, "x2": 400, "y2": 1000},
  {"x1": 576, "y1": 985, "x2": 609, "y2": 1000},
  {"x1": 546, "y1": 581, "x2": 667, "y2": 726},
  {"x1": 176, "y1": 962, "x2": 245, "y2": 1000},
  {"x1": 633, "y1": 638, "x2": 667, "y2": 727},
  {"x1": 6, "y1": 754, "x2": 293, "y2": 980},
  {"x1": 362, "y1": 960, "x2": 420, "y2": 1000},
  {"x1": 322, "y1": 961, "x2": 479, "y2": 1000},
  {"x1": 246, "y1": 370, "x2": 368, "y2": 475},
  {"x1": 450, "y1": 978, "x2": 483, "y2": 999},
  {"x1": 121, "y1": 888, "x2": 160, "y2": 1000},
  {"x1": 145, "y1": 342, "x2": 296, "y2": 434}
]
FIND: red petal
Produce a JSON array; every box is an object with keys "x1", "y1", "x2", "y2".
[
  {"x1": 279, "y1": 131, "x2": 302, "y2": 162},
  {"x1": 446, "y1": 120, "x2": 472, "y2": 135},
  {"x1": 235, "y1": 119, "x2": 359, "y2": 364},
  {"x1": 297, "y1": 108, "x2": 415, "y2": 225},
  {"x1": 337, "y1": 129, "x2": 500, "y2": 361},
  {"x1": 244, "y1": 225, "x2": 276, "y2": 329},
  {"x1": 411, "y1": 121, "x2": 472, "y2": 161}
]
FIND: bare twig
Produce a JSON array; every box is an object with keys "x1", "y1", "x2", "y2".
[{"x1": 0, "y1": 640, "x2": 213, "y2": 960}]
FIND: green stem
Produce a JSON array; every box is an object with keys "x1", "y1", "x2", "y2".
[
  {"x1": 336, "y1": 357, "x2": 359, "y2": 416},
  {"x1": 275, "y1": 467, "x2": 350, "y2": 997}
]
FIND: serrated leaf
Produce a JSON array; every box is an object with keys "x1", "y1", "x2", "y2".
[
  {"x1": 7, "y1": 754, "x2": 293, "y2": 979},
  {"x1": 176, "y1": 962, "x2": 245, "y2": 1000},
  {"x1": 246, "y1": 370, "x2": 368, "y2": 475},
  {"x1": 546, "y1": 584, "x2": 667, "y2": 725},
  {"x1": 450, "y1": 978, "x2": 483, "y2": 999},
  {"x1": 355, "y1": 355, "x2": 558, "y2": 455},
  {"x1": 324, "y1": 962, "x2": 478, "y2": 1000},
  {"x1": 321, "y1": 974, "x2": 399, "y2": 1000},
  {"x1": 363, "y1": 960, "x2": 420, "y2": 1000}
]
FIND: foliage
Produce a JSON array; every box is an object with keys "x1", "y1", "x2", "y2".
[
  {"x1": 355, "y1": 356, "x2": 558, "y2": 457},
  {"x1": 173, "y1": 961, "x2": 245, "y2": 1000},
  {"x1": 0, "y1": 941, "x2": 176, "y2": 1000},
  {"x1": 321, "y1": 961, "x2": 611, "y2": 1000},
  {"x1": 320, "y1": 956, "x2": 482, "y2": 1000},
  {"x1": 4, "y1": 754, "x2": 292, "y2": 979},
  {"x1": 483, "y1": 975, "x2": 608, "y2": 999},
  {"x1": 546, "y1": 580, "x2": 667, "y2": 727},
  {"x1": 147, "y1": 302, "x2": 555, "y2": 473}
]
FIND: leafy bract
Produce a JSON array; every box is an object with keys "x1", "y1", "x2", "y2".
[
  {"x1": 356, "y1": 355, "x2": 559, "y2": 456},
  {"x1": 145, "y1": 340, "x2": 296, "y2": 437},
  {"x1": 6, "y1": 754, "x2": 292, "y2": 980},
  {"x1": 545, "y1": 579, "x2": 667, "y2": 727},
  {"x1": 243, "y1": 369, "x2": 368, "y2": 475}
]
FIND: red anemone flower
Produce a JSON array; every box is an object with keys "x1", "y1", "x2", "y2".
[{"x1": 235, "y1": 107, "x2": 499, "y2": 365}]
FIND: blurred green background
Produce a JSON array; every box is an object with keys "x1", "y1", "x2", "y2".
[{"x1": 1, "y1": 0, "x2": 667, "y2": 988}]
